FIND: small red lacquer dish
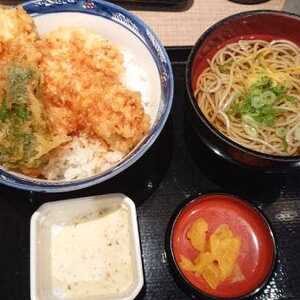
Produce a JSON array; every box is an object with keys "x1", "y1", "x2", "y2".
[{"x1": 166, "y1": 193, "x2": 276, "y2": 299}]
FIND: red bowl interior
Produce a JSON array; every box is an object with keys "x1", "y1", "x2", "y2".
[
  {"x1": 191, "y1": 11, "x2": 300, "y2": 90},
  {"x1": 171, "y1": 194, "x2": 275, "y2": 299}
]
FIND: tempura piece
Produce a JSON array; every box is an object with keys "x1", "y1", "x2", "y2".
[
  {"x1": 0, "y1": 64, "x2": 69, "y2": 174},
  {"x1": 0, "y1": 5, "x2": 35, "y2": 42},
  {"x1": 37, "y1": 28, "x2": 150, "y2": 153},
  {"x1": 0, "y1": 6, "x2": 68, "y2": 175},
  {"x1": 0, "y1": 6, "x2": 40, "y2": 65}
]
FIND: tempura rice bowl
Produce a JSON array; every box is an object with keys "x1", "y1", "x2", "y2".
[{"x1": 0, "y1": 0, "x2": 173, "y2": 192}]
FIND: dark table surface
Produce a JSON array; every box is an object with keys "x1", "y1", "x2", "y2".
[{"x1": 1, "y1": 47, "x2": 300, "y2": 300}]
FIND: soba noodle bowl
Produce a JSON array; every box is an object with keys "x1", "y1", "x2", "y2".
[{"x1": 195, "y1": 39, "x2": 300, "y2": 156}]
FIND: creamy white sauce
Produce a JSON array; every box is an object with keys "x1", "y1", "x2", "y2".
[{"x1": 51, "y1": 204, "x2": 133, "y2": 298}]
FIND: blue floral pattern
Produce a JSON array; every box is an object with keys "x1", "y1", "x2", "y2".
[{"x1": 33, "y1": 0, "x2": 79, "y2": 7}]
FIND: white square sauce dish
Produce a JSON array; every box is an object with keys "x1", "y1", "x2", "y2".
[{"x1": 30, "y1": 194, "x2": 143, "y2": 300}]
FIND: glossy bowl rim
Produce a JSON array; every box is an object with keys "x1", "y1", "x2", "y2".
[
  {"x1": 0, "y1": 0, "x2": 174, "y2": 193},
  {"x1": 165, "y1": 192, "x2": 277, "y2": 300},
  {"x1": 186, "y1": 9, "x2": 300, "y2": 164}
]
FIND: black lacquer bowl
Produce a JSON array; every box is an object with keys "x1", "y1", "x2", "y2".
[{"x1": 186, "y1": 10, "x2": 300, "y2": 172}]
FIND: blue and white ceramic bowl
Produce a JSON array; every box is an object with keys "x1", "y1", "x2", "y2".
[{"x1": 0, "y1": 0, "x2": 174, "y2": 192}]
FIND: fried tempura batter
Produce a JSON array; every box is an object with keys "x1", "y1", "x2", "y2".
[
  {"x1": 0, "y1": 6, "x2": 68, "y2": 174},
  {"x1": 0, "y1": 6, "x2": 40, "y2": 65},
  {"x1": 37, "y1": 28, "x2": 150, "y2": 153},
  {"x1": 0, "y1": 6, "x2": 41, "y2": 108}
]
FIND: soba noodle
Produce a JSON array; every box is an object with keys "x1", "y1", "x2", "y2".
[{"x1": 195, "y1": 39, "x2": 300, "y2": 156}]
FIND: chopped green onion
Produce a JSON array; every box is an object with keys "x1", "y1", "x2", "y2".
[
  {"x1": 243, "y1": 124, "x2": 257, "y2": 138},
  {"x1": 276, "y1": 127, "x2": 287, "y2": 138},
  {"x1": 218, "y1": 59, "x2": 233, "y2": 73},
  {"x1": 271, "y1": 85, "x2": 286, "y2": 98},
  {"x1": 229, "y1": 75, "x2": 295, "y2": 128},
  {"x1": 261, "y1": 91, "x2": 276, "y2": 105},
  {"x1": 15, "y1": 104, "x2": 29, "y2": 121},
  {"x1": 251, "y1": 95, "x2": 264, "y2": 108},
  {"x1": 242, "y1": 114, "x2": 257, "y2": 127},
  {"x1": 286, "y1": 95, "x2": 296, "y2": 102}
]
